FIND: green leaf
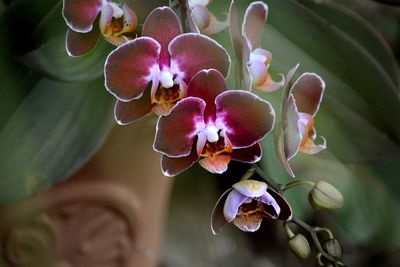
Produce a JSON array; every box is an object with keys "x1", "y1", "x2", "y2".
[
  {"x1": 298, "y1": 0, "x2": 400, "y2": 87},
  {"x1": 0, "y1": 78, "x2": 114, "y2": 203},
  {"x1": 19, "y1": 33, "x2": 112, "y2": 82}
]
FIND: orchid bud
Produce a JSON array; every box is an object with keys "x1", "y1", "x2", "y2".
[
  {"x1": 288, "y1": 234, "x2": 311, "y2": 260},
  {"x1": 309, "y1": 181, "x2": 343, "y2": 210},
  {"x1": 323, "y1": 239, "x2": 342, "y2": 258}
]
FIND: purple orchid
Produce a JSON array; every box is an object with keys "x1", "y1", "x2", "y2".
[
  {"x1": 63, "y1": 0, "x2": 138, "y2": 56},
  {"x1": 187, "y1": 0, "x2": 229, "y2": 35},
  {"x1": 229, "y1": 1, "x2": 284, "y2": 92},
  {"x1": 277, "y1": 65, "x2": 327, "y2": 177},
  {"x1": 153, "y1": 69, "x2": 275, "y2": 176},
  {"x1": 104, "y1": 7, "x2": 230, "y2": 124},
  {"x1": 211, "y1": 179, "x2": 292, "y2": 233}
]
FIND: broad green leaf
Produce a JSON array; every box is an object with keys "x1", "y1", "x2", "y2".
[
  {"x1": 0, "y1": 78, "x2": 114, "y2": 203},
  {"x1": 298, "y1": 0, "x2": 400, "y2": 87},
  {"x1": 20, "y1": 33, "x2": 112, "y2": 82}
]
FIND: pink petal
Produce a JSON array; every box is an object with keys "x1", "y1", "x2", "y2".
[
  {"x1": 105, "y1": 37, "x2": 161, "y2": 101},
  {"x1": 242, "y1": 1, "x2": 268, "y2": 50},
  {"x1": 169, "y1": 33, "x2": 230, "y2": 82},
  {"x1": 99, "y1": 4, "x2": 113, "y2": 34},
  {"x1": 65, "y1": 27, "x2": 99, "y2": 57},
  {"x1": 161, "y1": 149, "x2": 199, "y2": 177},
  {"x1": 187, "y1": 69, "x2": 227, "y2": 122},
  {"x1": 266, "y1": 188, "x2": 292, "y2": 221},
  {"x1": 291, "y1": 73, "x2": 325, "y2": 116},
  {"x1": 142, "y1": 7, "x2": 182, "y2": 67},
  {"x1": 198, "y1": 155, "x2": 231, "y2": 174},
  {"x1": 215, "y1": 91, "x2": 275, "y2": 148},
  {"x1": 154, "y1": 97, "x2": 206, "y2": 157},
  {"x1": 299, "y1": 136, "x2": 327, "y2": 154},
  {"x1": 114, "y1": 90, "x2": 153, "y2": 125},
  {"x1": 211, "y1": 189, "x2": 231, "y2": 235},
  {"x1": 231, "y1": 143, "x2": 262, "y2": 163},
  {"x1": 191, "y1": 5, "x2": 229, "y2": 35},
  {"x1": 62, "y1": 0, "x2": 103, "y2": 33}
]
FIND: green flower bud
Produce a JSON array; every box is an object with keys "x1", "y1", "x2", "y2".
[
  {"x1": 323, "y1": 239, "x2": 342, "y2": 258},
  {"x1": 288, "y1": 234, "x2": 311, "y2": 260},
  {"x1": 309, "y1": 181, "x2": 343, "y2": 210}
]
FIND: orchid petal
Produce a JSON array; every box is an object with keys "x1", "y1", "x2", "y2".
[
  {"x1": 114, "y1": 90, "x2": 152, "y2": 125},
  {"x1": 187, "y1": 69, "x2": 227, "y2": 122},
  {"x1": 258, "y1": 191, "x2": 280, "y2": 219},
  {"x1": 255, "y1": 73, "x2": 285, "y2": 92},
  {"x1": 242, "y1": 1, "x2": 268, "y2": 50},
  {"x1": 230, "y1": 143, "x2": 262, "y2": 164},
  {"x1": 198, "y1": 155, "x2": 231, "y2": 174},
  {"x1": 242, "y1": 42, "x2": 253, "y2": 91},
  {"x1": 211, "y1": 189, "x2": 231, "y2": 235},
  {"x1": 99, "y1": 3, "x2": 113, "y2": 35},
  {"x1": 65, "y1": 27, "x2": 99, "y2": 57},
  {"x1": 169, "y1": 33, "x2": 230, "y2": 82},
  {"x1": 291, "y1": 73, "x2": 325, "y2": 116},
  {"x1": 215, "y1": 91, "x2": 275, "y2": 148},
  {"x1": 284, "y1": 95, "x2": 302, "y2": 160},
  {"x1": 282, "y1": 63, "x2": 300, "y2": 97},
  {"x1": 229, "y1": 1, "x2": 243, "y2": 61},
  {"x1": 191, "y1": 5, "x2": 229, "y2": 35},
  {"x1": 299, "y1": 136, "x2": 327, "y2": 154},
  {"x1": 267, "y1": 188, "x2": 292, "y2": 221},
  {"x1": 143, "y1": 7, "x2": 182, "y2": 67},
  {"x1": 232, "y1": 179, "x2": 267, "y2": 198},
  {"x1": 154, "y1": 97, "x2": 206, "y2": 157},
  {"x1": 223, "y1": 189, "x2": 248, "y2": 222},
  {"x1": 275, "y1": 130, "x2": 295, "y2": 178},
  {"x1": 105, "y1": 37, "x2": 161, "y2": 101},
  {"x1": 161, "y1": 149, "x2": 198, "y2": 177},
  {"x1": 232, "y1": 214, "x2": 263, "y2": 232},
  {"x1": 62, "y1": 0, "x2": 103, "y2": 33}
]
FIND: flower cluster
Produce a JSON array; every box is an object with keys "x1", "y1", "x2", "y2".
[{"x1": 62, "y1": 1, "x2": 344, "y2": 265}]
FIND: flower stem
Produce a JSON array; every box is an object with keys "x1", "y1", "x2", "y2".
[{"x1": 281, "y1": 180, "x2": 315, "y2": 191}]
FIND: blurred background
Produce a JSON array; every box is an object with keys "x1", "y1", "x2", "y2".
[{"x1": 0, "y1": 0, "x2": 399, "y2": 266}]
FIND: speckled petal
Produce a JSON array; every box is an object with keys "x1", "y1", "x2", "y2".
[
  {"x1": 215, "y1": 90, "x2": 275, "y2": 148},
  {"x1": 223, "y1": 189, "x2": 248, "y2": 222},
  {"x1": 198, "y1": 154, "x2": 231, "y2": 174},
  {"x1": 154, "y1": 97, "x2": 206, "y2": 157},
  {"x1": 63, "y1": 0, "x2": 103, "y2": 33},
  {"x1": 232, "y1": 213, "x2": 263, "y2": 232}
]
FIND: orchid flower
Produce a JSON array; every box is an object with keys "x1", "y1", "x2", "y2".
[
  {"x1": 186, "y1": 0, "x2": 229, "y2": 35},
  {"x1": 229, "y1": 1, "x2": 284, "y2": 91},
  {"x1": 63, "y1": 0, "x2": 138, "y2": 56},
  {"x1": 211, "y1": 179, "x2": 292, "y2": 234},
  {"x1": 153, "y1": 69, "x2": 274, "y2": 176},
  {"x1": 277, "y1": 65, "x2": 327, "y2": 177},
  {"x1": 104, "y1": 7, "x2": 230, "y2": 124}
]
